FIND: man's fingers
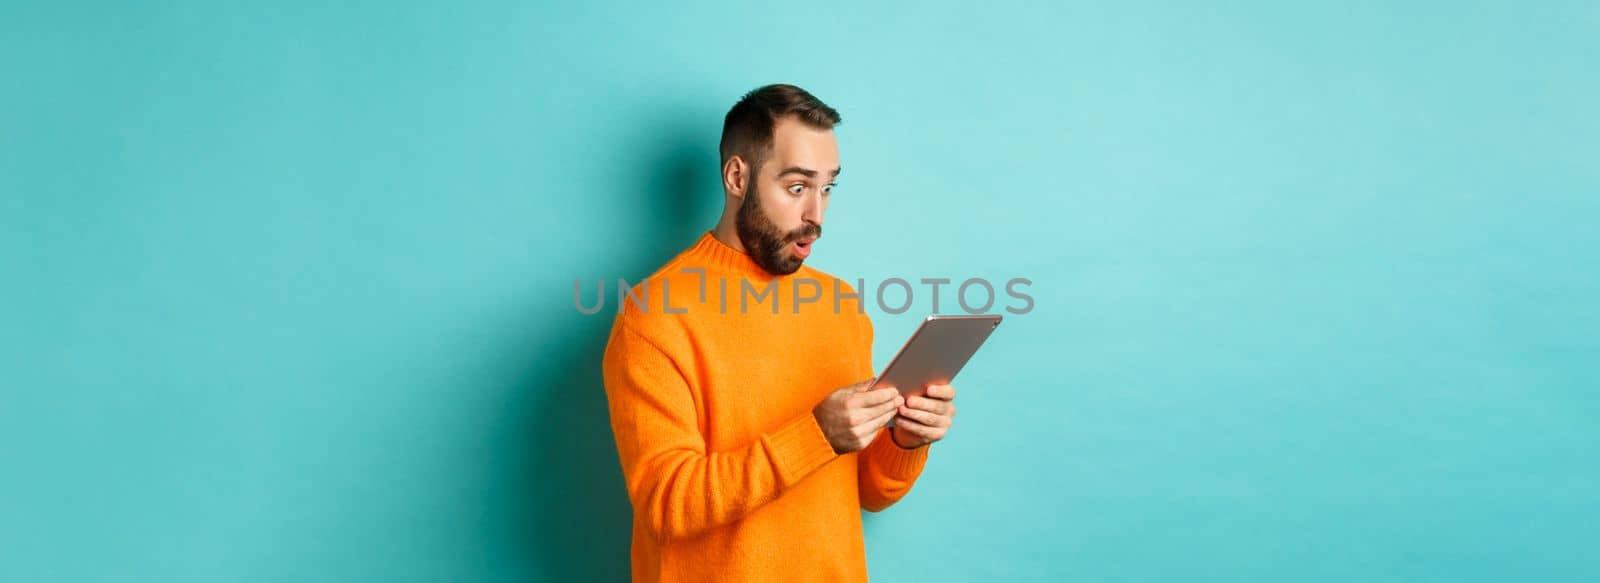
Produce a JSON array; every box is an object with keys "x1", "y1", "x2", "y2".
[
  {"x1": 867, "y1": 407, "x2": 896, "y2": 429},
  {"x1": 924, "y1": 384, "x2": 956, "y2": 400},
  {"x1": 846, "y1": 393, "x2": 902, "y2": 424},
  {"x1": 893, "y1": 416, "x2": 936, "y2": 436},
  {"x1": 851, "y1": 387, "x2": 899, "y2": 408},
  {"x1": 896, "y1": 405, "x2": 949, "y2": 428},
  {"x1": 906, "y1": 395, "x2": 955, "y2": 416},
  {"x1": 895, "y1": 415, "x2": 948, "y2": 442},
  {"x1": 862, "y1": 394, "x2": 902, "y2": 421},
  {"x1": 876, "y1": 403, "x2": 902, "y2": 426}
]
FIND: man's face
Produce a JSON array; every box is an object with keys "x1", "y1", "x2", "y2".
[{"x1": 736, "y1": 116, "x2": 840, "y2": 276}]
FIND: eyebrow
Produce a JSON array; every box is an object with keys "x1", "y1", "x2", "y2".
[{"x1": 777, "y1": 166, "x2": 842, "y2": 180}]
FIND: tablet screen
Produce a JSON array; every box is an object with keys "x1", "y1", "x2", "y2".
[{"x1": 869, "y1": 315, "x2": 1001, "y2": 396}]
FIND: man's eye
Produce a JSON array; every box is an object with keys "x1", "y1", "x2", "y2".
[
  {"x1": 823, "y1": 184, "x2": 835, "y2": 196},
  {"x1": 788, "y1": 184, "x2": 805, "y2": 195}
]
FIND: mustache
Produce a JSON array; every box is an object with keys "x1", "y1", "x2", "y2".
[{"x1": 785, "y1": 223, "x2": 822, "y2": 242}]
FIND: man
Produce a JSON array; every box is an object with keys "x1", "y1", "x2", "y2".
[{"x1": 600, "y1": 84, "x2": 959, "y2": 581}]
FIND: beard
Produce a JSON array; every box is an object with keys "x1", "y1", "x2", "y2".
[{"x1": 735, "y1": 183, "x2": 822, "y2": 276}]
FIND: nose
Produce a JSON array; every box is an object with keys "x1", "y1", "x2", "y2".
[{"x1": 803, "y1": 192, "x2": 825, "y2": 229}]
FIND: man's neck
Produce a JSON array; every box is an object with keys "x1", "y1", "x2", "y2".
[{"x1": 710, "y1": 219, "x2": 746, "y2": 254}]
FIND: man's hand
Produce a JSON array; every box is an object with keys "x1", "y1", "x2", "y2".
[
  {"x1": 891, "y1": 384, "x2": 956, "y2": 449},
  {"x1": 813, "y1": 379, "x2": 903, "y2": 454}
]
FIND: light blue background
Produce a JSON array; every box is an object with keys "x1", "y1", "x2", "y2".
[{"x1": 4, "y1": 1, "x2": 1597, "y2": 581}]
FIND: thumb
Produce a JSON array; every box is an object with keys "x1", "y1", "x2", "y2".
[{"x1": 855, "y1": 377, "x2": 878, "y2": 391}]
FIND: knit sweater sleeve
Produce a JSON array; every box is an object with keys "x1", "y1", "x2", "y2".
[
  {"x1": 602, "y1": 320, "x2": 840, "y2": 542},
  {"x1": 857, "y1": 427, "x2": 930, "y2": 512}
]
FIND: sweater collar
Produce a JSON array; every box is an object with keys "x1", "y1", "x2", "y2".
[{"x1": 689, "y1": 230, "x2": 782, "y2": 280}]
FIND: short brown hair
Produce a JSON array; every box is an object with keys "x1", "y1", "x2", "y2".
[{"x1": 719, "y1": 84, "x2": 841, "y2": 175}]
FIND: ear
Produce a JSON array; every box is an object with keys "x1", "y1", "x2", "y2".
[{"x1": 722, "y1": 155, "x2": 748, "y2": 199}]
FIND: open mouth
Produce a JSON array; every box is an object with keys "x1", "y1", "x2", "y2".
[{"x1": 792, "y1": 237, "x2": 816, "y2": 259}]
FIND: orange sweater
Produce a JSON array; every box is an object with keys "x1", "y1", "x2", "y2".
[{"x1": 601, "y1": 232, "x2": 930, "y2": 582}]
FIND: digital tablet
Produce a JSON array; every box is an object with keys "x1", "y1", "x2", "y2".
[{"x1": 868, "y1": 314, "x2": 1002, "y2": 397}]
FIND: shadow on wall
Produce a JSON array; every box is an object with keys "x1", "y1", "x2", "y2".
[{"x1": 498, "y1": 115, "x2": 718, "y2": 581}]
